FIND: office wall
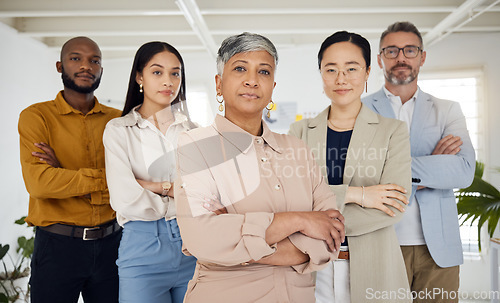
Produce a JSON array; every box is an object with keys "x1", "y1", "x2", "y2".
[
  {"x1": 1, "y1": 20, "x2": 499, "y2": 296},
  {"x1": 0, "y1": 23, "x2": 60, "y2": 248},
  {"x1": 421, "y1": 32, "x2": 500, "y2": 295}
]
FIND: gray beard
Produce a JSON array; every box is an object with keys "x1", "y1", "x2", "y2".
[{"x1": 386, "y1": 70, "x2": 417, "y2": 85}]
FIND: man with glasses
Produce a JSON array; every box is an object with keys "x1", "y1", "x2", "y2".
[{"x1": 363, "y1": 22, "x2": 475, "y2": 302}]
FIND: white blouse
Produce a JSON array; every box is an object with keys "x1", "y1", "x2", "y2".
[{"x1": 103, "y1": 106, "x2": 193, "y2": 226}]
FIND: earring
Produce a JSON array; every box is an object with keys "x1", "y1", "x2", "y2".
[
  {"x1": 216, "y1": 94, "x2": 224, "y2": 112},
  {"x1": 266, "y1": 100, "x2": 275, "y2": 118},
  {"x1": 139, "y1": 84, "x2": 143, "y2": 93},
  {"x1": 365, "y1": 82, "x2": 368, "y2": 93}
]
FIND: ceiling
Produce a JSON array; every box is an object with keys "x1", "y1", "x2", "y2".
[{"x1": 1, "y1": 0, "x2": 500, "y2": 60}]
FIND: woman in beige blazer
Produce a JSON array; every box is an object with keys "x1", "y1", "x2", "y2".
[
  {"x1": 175, "y1": 32, "x2": 345, "y2": 303},
  {"x1": 289, "y1": 31, "x2": 412, "y2": 302}
]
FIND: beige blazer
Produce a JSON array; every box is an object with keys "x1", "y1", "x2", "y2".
[{"x1": 289, "y1": 104, "x2": 412, "y2": 303}]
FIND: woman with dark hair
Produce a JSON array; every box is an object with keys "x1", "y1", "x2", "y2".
[
  {"x1": 289, "y1": 31, "x2": 412, "y2": 302},
  {"x1": 103, "y1": 41, "x2": 196, "y2": 302},
  {"x1": 174, "y1": 32, "x2": 345, "y2": 303}
]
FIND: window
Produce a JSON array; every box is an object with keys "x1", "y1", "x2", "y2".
[
  {"x1": 419, "y1": 69, "x2": 484, "y2": 256},
  {"x1": 185, "y1": 91, "x2": 213, "y2": 127}
]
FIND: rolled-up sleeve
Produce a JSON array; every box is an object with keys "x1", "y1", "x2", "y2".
[
  {"x1": 19, "y1": 106, "x2": 107, "y2": 200},
  {"x1": 175, "y1": 132, "x2": 277, "y2": 266},
  {"x1": 103, "y1": 123, "x2": 170, "y2": 222},
  {"x1": 288, "y1": 145, "x2": 339, "y2": 273}
]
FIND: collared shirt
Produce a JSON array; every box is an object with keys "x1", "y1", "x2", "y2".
[
  {"x1": 384, "y1": 86, "x2": 426, "y2": 246},
  {"x1": 103, "y1": 106, "x2": 194, "y2": 226},
  {"x1": 175, "y1": 115, "x2": 338, "y2": 303},
  {"x1": 385, "y1": 86, "x2": 418, "y2": 133},
  {"x1": 19, "y1": 91, "x2": 121, "y2": 227}
]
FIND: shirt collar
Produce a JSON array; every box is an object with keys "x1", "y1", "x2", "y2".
[
  {"x1": 383, "y1": 86, "x2": 420, "y2": 104},
  {"x1": 54, "y1": 90, "x2": 103, "y2": 115},
  {"x1": 213, "y1": 114, "x2": 282, "y2": 154},
  {"x1": 126, "y1": 105, "x2": 189, "y2": 129}
]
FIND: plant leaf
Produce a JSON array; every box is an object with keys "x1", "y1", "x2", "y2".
[
  {"x1": 16, "y1": 237, "x2": 27, "y2": 255},
  {"x1": 475, "y1": 161, "x2": 484, "y2": 178},
  {"x1": 14, "y1": 217, "x2": 27, "y2": 225},
  {"x1": 457, "y1": 176, "x2": 500, "y2": 198},
  {"x1": 0, "y1": 245, "x2": 9, "y2": 260},
  {"x1": 22, "y1": 237, "x2": 35, "y2": 258},
  {"x1": 455, "y1": 161, "x2": 500, "y2": 249}
]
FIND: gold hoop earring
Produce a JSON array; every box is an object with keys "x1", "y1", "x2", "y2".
[
  {"x1": 216, "y1": 94, "x2": 224, "y2": 112},
  {"x1": 139, "y1": 84, "x2": 143, "y2": 93},
  {"x1": 266, "y1": 100, "x2": 275, "y2": 118}
]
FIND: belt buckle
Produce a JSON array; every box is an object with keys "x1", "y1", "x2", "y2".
[{"x1": 83, "y1": 227, "x2": 100, "y2": 240}]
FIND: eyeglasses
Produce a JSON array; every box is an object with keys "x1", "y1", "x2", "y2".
[
  {"x1": 380, "y1": 46, "x2": 422, "y2": 59},
  {"x1": 321, "y1": 66, "x2": 366, "y2": 80}
]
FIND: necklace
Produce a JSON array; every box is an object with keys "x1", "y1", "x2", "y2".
[{"x1": 327, "y1": 119, "x2": 354, "y2": 131}]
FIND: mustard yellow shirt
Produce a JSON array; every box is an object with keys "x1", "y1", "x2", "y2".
[{"x1": 19, "y1": 91, "x2": 121, "y2": 227}]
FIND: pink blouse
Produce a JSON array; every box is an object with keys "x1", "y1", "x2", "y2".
[{"x1": 175, "y1": 115, "x2": 338, "y2": 303}]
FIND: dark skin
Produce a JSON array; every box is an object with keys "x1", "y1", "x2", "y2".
[
  {"x1": 56, "y1": 37, "x2": 103, "y2": 115},
  {"x1": 31, "y1": 37, "x2": 103, "y2": 198}
]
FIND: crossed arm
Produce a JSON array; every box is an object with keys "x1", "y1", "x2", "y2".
[
  {"x1": 416, "y1": 134, "x2": 463, "y2": 190},
  {"x1": 204, "y1": 198, "x2": 344, "y2": 266},
  {"x1": 31, "y1": 142, "x2": 91, "y2": 199},
  {"x1": 288, "y1": 120, "x2": 409, "y2": 219},
  {"x1": 18, "y1": 109, "x2": 107, "y2": 201},
  {"x1": 412, "y1": 102, "x2": 475, "y2": 190},
  {"x1": 175, "y1": 132, "x2": 345, "y2": 269}
]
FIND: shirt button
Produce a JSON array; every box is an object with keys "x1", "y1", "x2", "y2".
[
  {"x1": 274, "y1": 184, "x2": 281, "y2": 191},
  {"x1": 255, "y1": 138, "x2": 263, "y2": 144},
  {"x1": 261, "y1": 157, "x2": 268, "y2": 162}
]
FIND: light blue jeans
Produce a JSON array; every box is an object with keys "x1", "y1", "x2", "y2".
[{"x1": 117, "y1": 219, "x2": 196, "y2": 303}]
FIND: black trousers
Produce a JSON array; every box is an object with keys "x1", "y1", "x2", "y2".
[{"x1": 30, "y1": 227, "x2": 121, "y2": 303}]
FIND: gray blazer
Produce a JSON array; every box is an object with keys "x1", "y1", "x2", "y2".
[
  {"x1": 362, "y1": 88, "x2": 475, "y2": 267},
  {"x1": 289, "y1": 104, "x2": 412, "y2": 302}
]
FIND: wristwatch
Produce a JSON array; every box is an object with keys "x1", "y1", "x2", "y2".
[{"x1": 161, "y1": 181, "x2": 172, "y2": 196}]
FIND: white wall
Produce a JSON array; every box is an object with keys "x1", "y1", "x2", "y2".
[
  {"x1": 423, "y1": 33, "x2": 500, "y2": 184},
  {"x1": 422, "y1": 32, "x2": 500, "y2": 295},
  {"x1": 1, "y1": 21, "x2": 499, "y2": 296},
  {"x1": 0, "y1": 23, "x2": 61, "y2": 250},
  {"x1": 97, "y1": 51, "x2": 217, "y2": 110}
]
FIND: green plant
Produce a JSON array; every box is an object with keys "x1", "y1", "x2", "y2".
[
  {"x1": 456, "y1": 161, "x2": 500, "y2": 251},
  {"x1": 0, "y1": 217, "x2": 35, "y2": 303}
]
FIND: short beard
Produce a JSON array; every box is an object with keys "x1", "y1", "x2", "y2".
[
  {"x1": 384, "y1": 64, "x2": 418, "y2": 86},
  {"x1": 61, "y1": 66, "x2": 101, "y2": 94}
]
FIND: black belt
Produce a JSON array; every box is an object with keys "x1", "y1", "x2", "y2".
[{"x1": 39, "y1": 220, "x2": 121, "y2": 240}]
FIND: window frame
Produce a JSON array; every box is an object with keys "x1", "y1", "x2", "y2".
[{"x1": 418, "y1": 68, "x2": 487, "y2": 258}]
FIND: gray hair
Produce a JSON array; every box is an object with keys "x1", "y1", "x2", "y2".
[
  {"x1": 380, "y1": 21, "x2": 424, "y2": 50},
  {"x1": 216, "y1": 32, "x2": 278, "y2": 75}
]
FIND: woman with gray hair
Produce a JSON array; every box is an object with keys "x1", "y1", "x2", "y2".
[{"x1": 174, "y1": 32, "x2": 345, "y2": 302}]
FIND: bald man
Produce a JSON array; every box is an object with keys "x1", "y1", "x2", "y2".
[{"x1": 18, "y1": 37, "x2": 122, "y2": 302}]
